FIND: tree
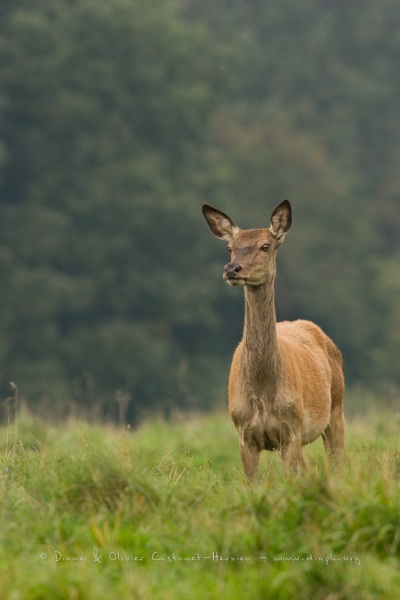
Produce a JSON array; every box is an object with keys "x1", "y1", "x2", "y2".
[
  {"x1": 0, "y1": 0, "x2": 227, "y2": 418},
  {"x1": 1, "y1": 0, "x2": 400, "y2": 420}
]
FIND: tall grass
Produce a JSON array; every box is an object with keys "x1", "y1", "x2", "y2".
[{"x1": 0, "y1": 406, "x2": 399, "y2": 599}]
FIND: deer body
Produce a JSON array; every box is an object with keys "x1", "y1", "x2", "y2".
[{"x1": 202, "y1": 201, "x2": 345, "y2": 478}]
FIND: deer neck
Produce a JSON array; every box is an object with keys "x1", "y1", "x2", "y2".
[{"x1": 242, "y1": 279, "x2": 281, "y2": 391}]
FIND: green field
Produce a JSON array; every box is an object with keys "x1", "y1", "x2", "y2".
[{"x1": 1, "y1": 405, "x2": 399, "y2": 599}]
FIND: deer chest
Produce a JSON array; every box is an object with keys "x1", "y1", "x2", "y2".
[{"x1": 230, "y1": 397, "x2": 293, "y2": 452}]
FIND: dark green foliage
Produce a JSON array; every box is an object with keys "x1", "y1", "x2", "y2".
[{"x1": 0, "y1": 0, "x2": 399, "y2": 418}]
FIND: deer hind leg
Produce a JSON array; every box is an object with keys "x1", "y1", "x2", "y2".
[
  {"x1": 323, "y1": 368, "x2": 345, "y2": 462},
  {"x1": 323, "y1": 405, "x2": 345, "y2": 462}
]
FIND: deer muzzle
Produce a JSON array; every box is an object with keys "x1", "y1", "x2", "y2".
[{"x1": 223, "y1": 262, "x2": 246, "y2": 285}]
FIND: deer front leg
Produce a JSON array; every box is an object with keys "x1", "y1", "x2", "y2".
[
  {"x1": 240, "y1": 441, "x2": 260, "y2": 481},
  {"x1": 280, "y1": 435, "x2": 305, "y2": 474}
]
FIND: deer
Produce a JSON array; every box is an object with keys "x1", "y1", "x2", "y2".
[{"x1": 202, "y1": 200, "x2": 345, "y2": 480}]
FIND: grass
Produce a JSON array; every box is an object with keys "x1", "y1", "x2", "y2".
[{"x1": 0, "y1": 406, "x2": 399, "y2": 599}]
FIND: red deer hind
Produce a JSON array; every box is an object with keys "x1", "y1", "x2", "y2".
[{"x1": 202, "y1": 200, "x2": 345, "y2": 479}]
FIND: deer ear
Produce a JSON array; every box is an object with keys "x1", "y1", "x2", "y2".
[
  {"x1": 269, "y1": 199, "x2": 292, "y2": 240},
  {"x1": 202, "y1": 204, "x2": 240, "y2": 241}
]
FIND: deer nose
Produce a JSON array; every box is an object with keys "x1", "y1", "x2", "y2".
[{"x1": 224, "y1": 262, "x2": 242, "y2": 278}]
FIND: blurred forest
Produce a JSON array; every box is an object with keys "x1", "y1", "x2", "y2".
[{"x1": 0, "y1": 0, "x2": 399, "y2": 421}]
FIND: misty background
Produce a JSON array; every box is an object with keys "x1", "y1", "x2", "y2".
[{"x1": 0, "y1": 0, "x2": 399, "y2": 422}]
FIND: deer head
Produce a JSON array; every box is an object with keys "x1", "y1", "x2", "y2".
[{"x1": 202, "y1": 200, "x2": 292, "y2": 286}]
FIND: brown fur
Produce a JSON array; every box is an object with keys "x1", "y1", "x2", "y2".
[{"x1": 202, "y1": 200, "x2": 345, "y2": 479}]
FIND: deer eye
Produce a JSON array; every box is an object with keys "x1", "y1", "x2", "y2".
[
  {"x1": 227, "y1": 245, "x2": 232, "y2": 253},
  {"x1": 261, "y1": 244, "x2": 270, "y2": 252}
]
